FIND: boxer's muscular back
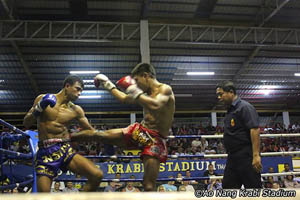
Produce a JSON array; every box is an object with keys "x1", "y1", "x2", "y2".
[
  {"x1": 142, "y1": 84, "x2": 175, "y2": 138},
  {"x1": 38, "y1": 101, "x2": 78, "y2": 141}
]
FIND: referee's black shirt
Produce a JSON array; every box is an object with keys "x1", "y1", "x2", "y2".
[{"x1": 223, "y1": 97, "x2": 259, "y2": 154}]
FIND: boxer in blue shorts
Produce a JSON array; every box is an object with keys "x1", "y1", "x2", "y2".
[
  {"x1": 35, "y1": 141, "x2": 76, "y2": 179},
  {"x1": 24, "y1": 75, "x2": 103, "y2": 192}
]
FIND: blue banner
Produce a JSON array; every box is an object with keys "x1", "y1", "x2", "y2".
[{"x1": 2, "y1": 156, "x2": 292, "y2": 180}]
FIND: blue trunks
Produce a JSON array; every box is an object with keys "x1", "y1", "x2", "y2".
[{"x1": 35, "y1": 141, "x2": 76, "y2": 178}]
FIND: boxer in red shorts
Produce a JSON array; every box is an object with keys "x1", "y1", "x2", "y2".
[
  {"x1": 123, "y1": 122, "x2": 168, "y2": 163},
  {"x1": 72, "y1": 63, "x2": 175, "y2": 191}
]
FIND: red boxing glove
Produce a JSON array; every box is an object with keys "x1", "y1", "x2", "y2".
[
  {"x1": 116, "y1": 76, "x2": 143, "y2": 99},
  {"x1": 116, "y1": 76, "x2": 136, "y2": 90}
]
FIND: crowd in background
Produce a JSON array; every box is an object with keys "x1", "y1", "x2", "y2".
[
  {"x1": 68, "y1": 122, "x2": 300, "y2": 159},
  {"x1": 1, "y1": 121, "x2": 300, "y2": 193}
]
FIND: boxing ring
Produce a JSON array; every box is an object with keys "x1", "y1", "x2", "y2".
[
  {"x1": 0, "y1": 119, "x2": 38, "y2": 193},
  {"x1": 0, "y1": 191, "x2": 299, "y2": 200},
  {"x1": 1, "y1": 118, "x2": 300, "y2": 198}
]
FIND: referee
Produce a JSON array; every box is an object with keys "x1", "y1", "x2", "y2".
[{"x1": 216, "y1": 81, "x2": 262, "y2": 189}]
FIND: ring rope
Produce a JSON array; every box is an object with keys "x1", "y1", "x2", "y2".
[
  {"x1": 0, "y1": 119, "x2": 28, "y2": 137},
  {"x1": 0, "y1": 119, "x2": 37, "y2": 192},
  {"x1": 204, "y1": 151, "x2": 300, "y2": 158},
  {"x1": 168, "y1": 133, "x2": 300, "y2": 139},
  {"x1": 0, "y1": 148, "x2": 33, "y2": 160},
  {"x1": 0, "y1": 179, "x2": 33, "y2": 191},
  {"x1": 85, "y1": 151, "x2": 300, "y2": 160},
  {"x1": 54, "y1": 172, "x2": 300, "y2": 183},
  {"x1": 0, "y1": 133, "x2": 28, "y2": 141}
]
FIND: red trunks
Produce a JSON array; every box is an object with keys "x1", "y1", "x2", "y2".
[{"x1": 122, "y1": 123, "x2": 168, "y2": 163}]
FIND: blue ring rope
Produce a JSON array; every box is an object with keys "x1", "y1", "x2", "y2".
[
  {"x1": 86, "y1": 154, "x2": 205, "y2": 159},
  {"x1": 0, "y1": 148, "x2": 33, "y2": 160},
  {"x1": 54, "y1": 177, "x2": 210, "y2": 182},
  {"x1": 0, "y1": 179, "x2": 33, "y2": 191},
  {"x1": 0, "y1": 118, "x2": 37, "y2": 193}
]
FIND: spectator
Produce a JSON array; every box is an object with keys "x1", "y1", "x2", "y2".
[
  {"x1": 114, "y1": 173, "x2": 125, "y2": 190},
  {"x1": 264, "y1": 176, "x2": 275, "y2": 188},
  {"x1": 175, "y1": 172, "x2": 183, "y2": 186},
  {"x1": 178, "y1": 185, "x2": 187, "y2": 192},
  {"x1": 180, "y1": 180, "x2": 195, "y2": 192},
  {"x1": 278, "y1": 142, "x2": 288, "y2": 152},
  {"x1": 200, "y1": 138, "x2": 208, "y2": 152},
  {"x1": 185, "y1": 170, "x2": 191, "y2": 178},
  {"x1": 104, "y1": 182, "x2": 117, "y2": 192},
  {"x1": 51, "y1": 182, "x2": 62, "y2": 193},
  {"x1": 272, "y1": 182, "x2": 280, "y2": 189},
  {"x1": 130, "y1": 175, "x2": 142, "y2": 188},
  {"x1": 162, "y1": 176, "x2": 177, "y2": 191},
  {"x1": 203, "y1": 164, "x2": 218, "y2": 186},
  {"x1": 266, "y1": 167, "x2": 279, "y2": 182},
  {"x1": 191, "y1": 138, "x2": 201, "y2": 148},
  {"x1": 284, "y1": 175, "x2": 300, "y2": 188},
  {"x1": 216, "y1": 141, "x2": 226, "y2": 154},
  {"x1": 157, "y1": 185, "x2": 166, "y2": 192},
  {"x1": 207, "y1": 179, "x2": 222, "y2": 190},
  {"x1": 185, "y1": 170, "x2": 198, "y2": 185},
  {"x1": 204, "y1": 145, "x2": 216, "y2": 154},
  {"x1": 280, "y1": 163, "x2": 293, "y2": 182},
  {"x1": 63, "y1": 182, "x2": 79, "y2": 193},
  {"x1": 288, "y1": 143, "x2": 299, "y2": 152},
  {"x1": 270, "y1": 143, "x2": 279, "y2": 152},
  {"x1": 122, "y1": 181, "x2": 140, "y2": 192}
]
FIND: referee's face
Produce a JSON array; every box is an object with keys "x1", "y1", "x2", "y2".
[{"x1": 216, "y1": 88, "x2": 233, "y2": 105}]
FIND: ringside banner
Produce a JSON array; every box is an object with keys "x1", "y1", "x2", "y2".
[{"x1": 2, "y1": 156, "x2": 292, "y2": 180}]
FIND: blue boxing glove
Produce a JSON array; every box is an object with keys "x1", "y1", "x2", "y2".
[{"x1": 33, "y1": 94, "x2": 56, "y2": 117}]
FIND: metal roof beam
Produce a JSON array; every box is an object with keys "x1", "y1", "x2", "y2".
[
  {"x1": 1, "y1": 20, "x2": 300, "y2": 48},
  {"x1": 0, "y1": 0, "x2": 39, "y2": 95},
  {"x1": 260, "y1": 0, "x2": 291, "y2": 27},
  {"x1": 233, "y1": 0, "x2": 291, "y2": 81},
  {"x1": 0, "y1": 0, "x2": 13, "y2": 19}
]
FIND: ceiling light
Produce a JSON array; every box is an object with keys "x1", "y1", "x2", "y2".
[
  {"x1": 260, "y1": 85, "x2": 277, "y2": 89},
  {"x1": 85, "y1": 85, "x2": 95, "y2": 88},
  {"x1": 295, "y1": 73, "x2": 300, "y2": 76},
  {"x1": 261, "y1": 90, "x2": 271, "y2": 95},
  {"x1": 83, "y1": 80, "x2": 94, "y2": 83},
  {"x1": 175, "y1": 94, "x2": 193, "y2": 97},
  {"x1": 187, "y1": 72, "x2": 215, "y2": 75},
  {"x1": 70, "y1": 71, "x2": 100, "y2": 74},
  {"x1": 79, "y1": 95, "x2": 101, "y2": 99},
  {"x1": 82, "y1": 90, "x2": 100, "y2": 94}
]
